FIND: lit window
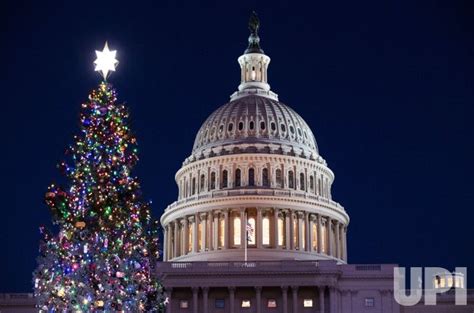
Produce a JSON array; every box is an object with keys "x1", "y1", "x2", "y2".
[
  {"x1": 267, "y1": 299, "x2": 277, "y2": 308},
  {"x1": 234, "y1": 216, "x2": 241, "y2": 246},
  {"x1": 215, "y1": 299, "x2": 225, "y2": 309},
  {"x1": 198, "y1": 222, "x2": 203, "y2": 250},
  {"x1": 303, "y1": 299, "x2": 313, "y2": 307},
  {"x1": 312, "y1": 222, "x2": 317, "y2": 250},
  {"x1": 241, "y1": 300, "x2": 251, "y2": 308},
  {"x1": 278, "y1": 217, "x2": 285, "y2": 246},
  {"x1": 262, "y1": 216, "x2": 270, "y2": 245},
  {"x1": 365, "y1": 298, "x2": 375, "y2": 307},
  {"x1": 180, "y1": 300, "x2": 189, "y2": 308},
  {"x1": 218, "y1": 217, "x2": 225, "y2": 248},
  {"x1": 247, "y1": 217, "x2": 256, "y2": 245}
]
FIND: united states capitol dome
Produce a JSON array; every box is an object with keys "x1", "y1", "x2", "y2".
[
  {"x1": 191, "y1": 95, "x2": 319, "y2": 161},
  {"x1": 162, "y1": 13, "x2": 349, "y2": 264}
]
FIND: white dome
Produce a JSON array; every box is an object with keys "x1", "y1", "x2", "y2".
[{"x1": 191, "y1": 95, "x2": 319, "y2": 162}]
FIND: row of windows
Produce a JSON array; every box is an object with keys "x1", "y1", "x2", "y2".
[
  {"x1": 180, "y1": 168, "x2": 330, "y2": 199},
  {"x1": 179, "y1": 298, "x2": 315, "y2": 309},
  {"x1": 202, "y1": 120, "x2": 311, "y2": 141}
]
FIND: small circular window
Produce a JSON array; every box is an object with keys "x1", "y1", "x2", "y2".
[
  {"x1": 228, "y1": 123, "x2": 234, "y2": 132},
  {"x1": 281, "y1": 124, "x2": 286, "y2": 132},
  {"x1": 249, "y1": 121, "x2": 254, "y2": 130},
  {"x1": 297, "y1": 128, "x2": 302, "y2": 136},
  {"x1": 219, "y1": 125, "x2": 224, "y2": 133},
  {"x1": 260, "y1": 121, "x2": 265, "y2": 130},
  {"x1": 238, "y1": 122, "x2": 244, "y2": 131},
  {"x1": 290, "y1": 126, "x2": 295, "y2": 134},
  {"x1": 271, "y1": 122, "x2": 276, "y2": 131}
]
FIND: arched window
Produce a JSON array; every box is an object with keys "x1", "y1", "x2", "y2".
[
  {"x1": 218, "y1": 216, "x2": 225, "y2": 248},
  {"x1": 210, "y1": 172, "x2": 216, "y2": 190},
  {"x1": 235, "y1": 169, "x2": 241, "y2": 187},
  {"x1": 310, "y1": 175, "x2": 315, "y2": 193},
  {"x1": 318, "y1": 178, "x2": 322, "y2": 196},
  {"x1": 278, "y1": 216, "x2": 285, "y2": 247},
  {"x1": 262, "y1": 216, "x2": 270, "y2": 245},
  {"x1": 222, "y1": 170, "x2": 228, "y2": 188},
  {"x1": 192, "y1": 177, "x2": 196, "y2": 195},
  {"x1": 275, "y1": 169, "x2": 283, "y2": 188},
  {"x1": 300, "y1": 173, "x2": 305, "y2": 191},
  {"x1": 262, "y1": 168, "x2": 269, "y2": 187},
  {"x1": 200, "y1": 174, "x2": 205, "y2": 191},
  {"x1": 233, "y1": 216, "x2": 241, "y2": 246},
  {"x1": 288, "y1": 171, "x2": 294, "y2": 189},
  {"x1": 321, "y1": 221, "x2": 327, "y2": 253},
  {"x1": 312, "y1": 222, "x2": 317, "y2": 251},
  {"x1": 248, "y1": 168, "x2": 255, "y2": 186},
  {"x1": 247, "y1": 217, "x2": 256, "y2": 245}
]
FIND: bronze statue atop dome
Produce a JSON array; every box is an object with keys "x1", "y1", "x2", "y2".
[{"x1": 249, "y1": 11, "x2": 260, "y2": 35}]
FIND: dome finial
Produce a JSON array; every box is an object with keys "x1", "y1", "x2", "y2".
[{"x1": 245, "y1": 11, "x2": 264, "y2": 54}]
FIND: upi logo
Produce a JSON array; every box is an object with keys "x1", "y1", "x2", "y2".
[{"x1": 394, "y1": 267, "x2": 467, "y2": 306}]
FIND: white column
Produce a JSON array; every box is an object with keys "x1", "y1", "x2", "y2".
[
  {"x1": 213, "y1": 211, "x2": 219, "y2": 250},
  {"x1": 229, "y1": 287, "x2": 235, "y2": 313},
  {"x1": 284, "y1": 210, "x2": 291, "y2": 250},
  {"x1": 297, "y1": 211, "x2": 304, "y2": 251},
  {"x1": 240, "y1": 208, "x2": 246, "y2": 247},
  {"x1": 328, "y1": 217, "x2": 334, "y2": 257},
  {"x1": 292, "y1": 286, "x2": 298, "y2": 313},
  {"x1": 183, "y1": 217, "x2": 189, "y2": 255},
  {"x1": 163, "y1": 225, "x2": 168, "y2": 261},
  {"x1": 224, "y1": 209, "x2": 230, "y2": 249},
  {"x1": 257, "y1": 208, "x2": 263, "y2": 248},
  {"x1": 255, "y1": 286, "x2": 262, "y2": 313},
  {"x1": 166, "y1": 288, "x2": 173, "y2": 313},
  {"x1": 305, "y1": 212, "x2": 310, "y2": 251},
  {"x1": 282, "y1": 286, "x2": 288, "y2": 313},
  {"x1": 274, "y1": 208, "x2": 279, "y2": 248},
  {"x1": 317, "y1": 215, "x2": 322, "y2": 254},
  {"x1": 193, "y1": 214, "x2": 199, "y2": 253},
  {"x1": 308, "y1": 215, "x2": 314, "y2": 252},
  {"x1": 192, "y1": 287, "x2": 199, "y2": 313},
  {"x1": 319, "y1": 287, "x2": 325, "y2": 313},
  {"x1": 289, "y1": 211, "x2": 295, "y2": 250},
  {"x1": 335, "y1": 221, "x2": 340, "y2": 259},
  {"x1": 173, "y1": 220, "x2": 179, "y2": 258},
  {"x1": 202, "y1": 287, "x2": 209, "y2": 313},
  {"x1": 200, "y1": 212, "x2": 207, "y2": 251}
]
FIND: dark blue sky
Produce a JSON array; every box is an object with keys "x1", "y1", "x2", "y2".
[{"x1": 2, "y1": 0, "x2": 474, "y2": 292}]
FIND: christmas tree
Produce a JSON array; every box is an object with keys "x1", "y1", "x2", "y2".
[{"x1": 33, "y1": 43, "x2": 165, "y2": 312}]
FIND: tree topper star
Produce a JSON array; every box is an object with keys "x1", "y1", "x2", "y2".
[{"x1": 94, "y1": 42, "x2": 118, "y2": 80}]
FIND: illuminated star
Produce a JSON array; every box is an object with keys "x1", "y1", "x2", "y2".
[{"x1": 94, "y1": 42, "x2": 118, "y2": 80}]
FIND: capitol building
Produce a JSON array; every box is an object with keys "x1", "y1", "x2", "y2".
[
  {"x1": 154, "y1": 13, "x2": 473, "y2": 313},
  {"x1": 0, "y1": 13, "x2": 472, "y2": 313}
]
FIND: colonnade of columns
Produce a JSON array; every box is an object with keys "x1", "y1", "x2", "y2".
[
  {"x1": 163, "y1": 207, "x2": 348, "y2": 262},
  {"x1": 166, "y1": 285, "x2": 338, "y2": 313}
]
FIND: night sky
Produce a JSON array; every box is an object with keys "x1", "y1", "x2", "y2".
[{"x1": 2, "y1": 0, "x2": 474, "y2": 292}]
